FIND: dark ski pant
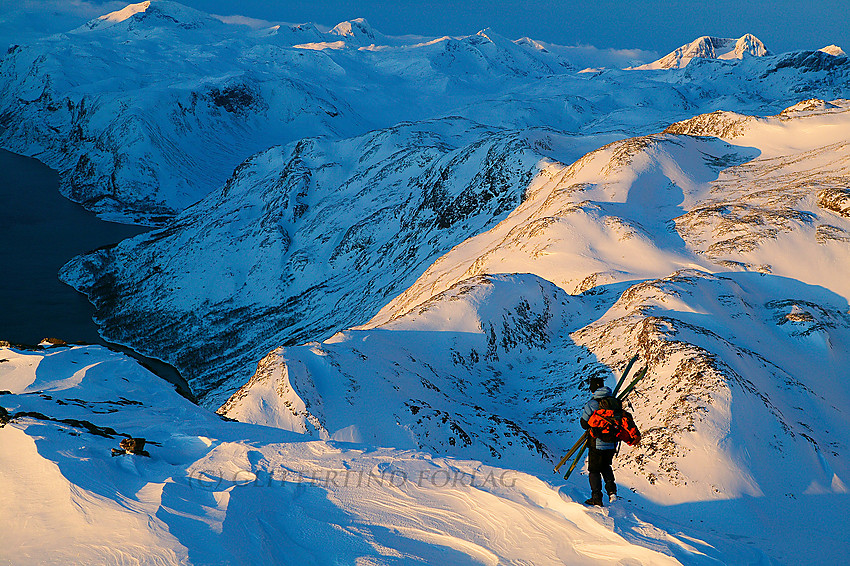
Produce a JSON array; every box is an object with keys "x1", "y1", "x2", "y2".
[{"x1": 587, "y1": 444, "x2": 616, "y2": 496}]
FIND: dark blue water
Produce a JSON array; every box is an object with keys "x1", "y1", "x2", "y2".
[
  {"x1": 0, "y1": 149, "x2": 148, "y2": 343},
  {"x1": 0, "y1": 149, "x2": 194, "y2": 399}
]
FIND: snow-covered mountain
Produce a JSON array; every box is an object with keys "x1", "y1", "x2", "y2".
[
  {"x1": 4, "y1": 3, "x2": 850, "y2": 563},
  {"x1": 47, "y1": 6, "x2": 850, "y2": 407},
  {"x1": 0, "y1": 1, "x2": 575, "y2": 223},
  {"x1": 821, "y1": 44, "x2": 846, "y2": 57},
  {"x1": 61, "y1": 119, "x2": 620, "y2": 405},
  {"x1": 222, "y1": 101, "x2": 850, "y2": 500},
  {"x1": 634, "y1": 34, "x2": 770, "y2": 70},
  {"x1": 2, "y1": 2, "x2": 848, "y2": 222}
]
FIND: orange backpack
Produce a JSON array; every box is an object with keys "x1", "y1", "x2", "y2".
[{"x1": 587, "y1": 397, "x2": 641, "y2": 446}]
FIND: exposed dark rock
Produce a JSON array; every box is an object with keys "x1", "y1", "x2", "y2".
[
  {"x1": 119, "y1": 437, "x2": 147, "y2": 454},
  {"x1": 818, "y1": 187, "x2": 850, "y2": 218},
  {"x1": 764, "y1": 50, "x2": 850, "y2": 76},
  {"x1": 208, "y1": 84, "x2": 260, "y2": 115}
]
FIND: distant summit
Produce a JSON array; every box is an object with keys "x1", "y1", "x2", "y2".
[
  {"x1": 329, "y1": 18, "x2": 379, "y2": 44},
  {"x1": 634, "y1": 34, "x2": 770, "y2": 69},
  {"x1": 76, "y1": 0, "x2": 217, "y2": 33},
  {"x1": 820, "y1": 44, "x2": 846, "y2": 57}
]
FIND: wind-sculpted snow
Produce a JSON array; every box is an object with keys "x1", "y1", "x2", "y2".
[
  {"x1": 2, "y1": 2, "x2": 850, "y2": 221},
  {"x1": 4, "y1": 344, "x2": 764, "y2": 565}
]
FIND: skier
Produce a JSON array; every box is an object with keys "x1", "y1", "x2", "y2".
[{"x1": 580, "y1": 376, "x2": 621, "y2": 506}]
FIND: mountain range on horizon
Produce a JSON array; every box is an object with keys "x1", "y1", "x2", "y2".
[{"x1": 2, "y1": 2, "x2": 850, "y2": 564}]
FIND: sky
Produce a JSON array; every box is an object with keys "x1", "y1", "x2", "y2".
[{"x1": 1, "y1": 0, "x2": 848, "y2": 56}]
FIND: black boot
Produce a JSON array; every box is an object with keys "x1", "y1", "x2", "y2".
[{"x1": 584, "y1": 492, "x2": 604, "y2": 507}]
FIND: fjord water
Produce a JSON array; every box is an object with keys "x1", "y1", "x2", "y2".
[
  {"x1": 0, "y1": 149, "x2": 149, "y2": 345},
  {"x1": 0, "y1": 149, "x2": 196, "y2": 398}
]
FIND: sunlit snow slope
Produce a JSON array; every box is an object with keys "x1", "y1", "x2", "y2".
[{"x1": 223, "y1": 102, "x2": 850, "y2": 543}]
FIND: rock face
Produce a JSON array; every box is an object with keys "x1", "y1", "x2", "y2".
[{"x1": 818, "y1": 187, "x2": 850, "y2": 218}]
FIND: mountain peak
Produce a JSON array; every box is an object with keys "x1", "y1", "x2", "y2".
[
  {"x1": 633, "y1": 33, "x2": 770, "y2": 70},
  {"x1": 82, "y1": 1, "x2": 150, "y2": 31},
  {"x1": 77, "y1": 0, "x2": 216, "y2": 33},
  {"x1": 329, "y1": 18, "x2": 376, "y2": 41},
  {"x1": 820, "y1": 44, "x2": 846, "y2": 56}
]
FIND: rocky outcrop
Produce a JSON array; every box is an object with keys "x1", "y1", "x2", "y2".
[{"x1": 818, "y1": 187, "x2": 850, "y2": 218}]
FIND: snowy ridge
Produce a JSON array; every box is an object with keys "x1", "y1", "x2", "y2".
[
  {"x1": 83, "y1": 1, "x2": 152, "y2": 30},
  {"x1": 372, "y1": 101, "x2": 850, "y2": 322}
]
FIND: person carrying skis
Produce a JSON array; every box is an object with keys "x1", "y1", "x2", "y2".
[{"x1": 580, "y1": 376, "x2": 635, "y2": 506}]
